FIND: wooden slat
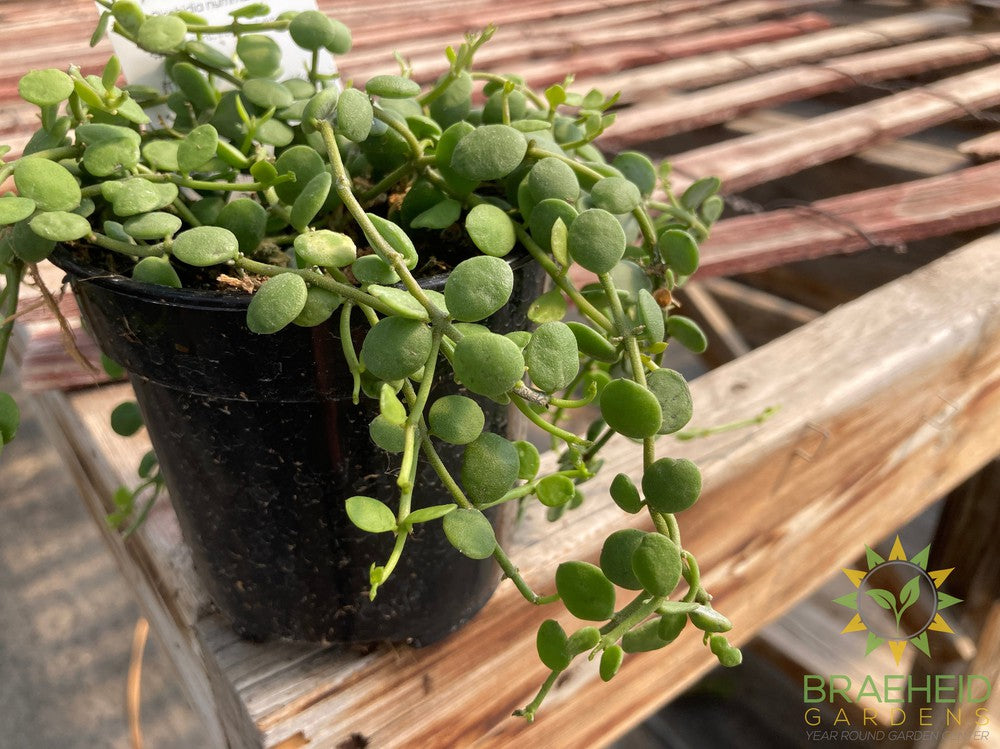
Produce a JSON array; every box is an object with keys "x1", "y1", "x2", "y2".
[
  {"x1": 672, "y1": 282, "x2": 751, "y2": 367},
  {"x1": 697, "y1": 277, "x2": 821, "y2": 348},
  {"x1": 668, "y1": 62, "x2": 1000, "y2": 194},
  {"x1": 345, "y1": 4, "x2": 834, "y2": 85},
  {"x1": 586, "y1": 9, "x2": 968, "y2": 101},
  {"x1": 605, "y1": 31, "x2": 1000, "y2": 145},
  {"x1": 959, "y1": 130, "x2": 1000, "y2": 161},
  {"x1": 29, "y1": 234, "x2": 1000, "y2": 747},
  {"x1": 698, "y1": 160, "x2": 1000, "y2": 277}
]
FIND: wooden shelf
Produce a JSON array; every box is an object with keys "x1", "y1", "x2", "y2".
[{"x1": 26, "y1": 235, "x2": 1000, "y2": 747}]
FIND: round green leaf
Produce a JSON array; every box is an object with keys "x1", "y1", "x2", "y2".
[
  {"x1": 132, "y1": 256, "x2": 181, "y2": 288},
  {"x1": 631, "y1": 532, "x2": 682, "y2": 596},
  {"x1": 566, "y1": 321, "x2": 619, "y2": 363},
  {"x1": 528, "y1": 157, "x2": 580, "y2": 203},
  {"x1": 690, "y1": 605, "x2": 733, "y2": 633},
  {"x1": 622, "y1": 620, "x2": 669, "y2": 653},
  {"x1": 301, "y1": 87, "x2": 339, "y2": 133},
  {"x1": 246, "y1": 273, "x2": 308, "y2": 335},
  {"x1": 290, "y1": 171, "x2": 332, "y2": 231},
  {"x1": 237, "y1": 34, "x2": 282, "y2": 78},
  {"x1": 681, "y1": 177, "x2": 720, "y2": 211},
  {"x1": 170, "y1": 62, "x2": 217, "y2": 113},
  {"x1": 411, "y1": 198, "x2": 460, "y2": 230},
  {"x1": 536, "y1": 620, "x2": 571, "y2": 671},
  {"x1": 366, "y1": 74, "x2": 420, "y2": 99},
  {"x1": 514, "y1": 439, "x2": 540, "y2": 480},
  {"x1": 123, "y1": 211, "x2": 182, "y2": 240},
  {"x1": 366, "y1": 285, "x2": 432, "y2": 321},
  {"x1": 102, "y1": 178, "x2": 177, "y2": 217},
  {"x1": 172, "y1": 226, "x2": 238, "y2": 267},
  {"x1": 701, "y1": 195, "x2": 725, "y2": 224},
  {"x1": 444, "y1": 256, "x2": 513, "y2": 322},
  {"x1": 527, "y1": 288, "x2": 566, "y2": 324},
  {"x1": 536, "y1": 474, "x2": 575, "y2": 508},
  {"x1": 142, "y1": 140, "x2": 180, "y2": 171},
  {"x1": 365, "y1": 213, "x2": 418, "y2": 269},
  {"x1": 369, "y1": 414, "x2": 405, "y2": 453},
  {"x1": 403, "y1": 504, "x2": 456, "y2": 526},
  {"x1": 288, "y1": 10, "x2": 337, "y2": 50},
  {"x1": 18, "y1": 69, "x2": 74, "y2": 107},
  {"x1": 185, "y1": 40, "x2": 236, "y2": 70},
  {"x1": 528, "y1": 198, "x2": 577, "y2": 252},
  {"x1": 10, "y1": 220, "x2": 55, "y2": 262},
  {"x1": 337, "y1": 88, "x2": 374, "y2": 143},
  {"x1": 600, "y1": 378, "x2": 662, "y2": 439},
  {"x1": 658, "y1": 229, "x2": 699, "y2": 276},
  {"x1": 243, "y1": 78, "x2": 294, "y2": 109},
  {"x1": 110, "y1": 401, "x2": 143, "y2": 436},
  {"x1": 14, "y1": 159, "x2": 81, "y2": 212},
  {"x1": 524, "y1": 321, "x2": 579, "y2": 393},
  {"x1": 464, "y1": 204, "x2": 515, "y2": 257},
  {"x1": 667, "y1": 315, "x2": 708, "y2": 354},
  {"x1": 610, "y1": 473, "x2": 643, "y2": 514},
  {"x1": 442, "y1": 507, "x2": 496, "y2": 559},
  {"x1": 137, "y1": 15, "x2": 187, "y2": 54},
  {"x1": 600, "y1": 645, "x2": 623, "y2": 682},
  {"x1": 429, "y1": 71, "x2": 472, "y2": 129},
  {"x1": 428, "y1": 395, "x2": 484, "y2": 445},
  {"x1": 482, "y1": 90, "x2": 527, "y2": 124},
  {"x1": 452, "y1": 332, "x2": 524, "y2": 396},
  {"x1": 646, "y1": 368, "x2": 693, "y2": 435},
  {"x1": 461, "y1": 432, "x2": 520, "y2": 505},
  {"x1": 352, "y1": 255, "x2": 398, "y2": 285},
  {"x1": 360, "y1": 316, "x2": 432, "y2": 381},
  {"x1": 568, "y1": 626, "x2": 601, "y2": 655},
  {"x1": 29, "y1": 211, "x2": 91, "y2": 242},
  {"x1": 612, "y1": 151, "x2": 657, "y2": 197},
  {"x1": 658, "y1": 611, "x2": 687, "y2": 643},
  {"x1": 345, "y1": 495, "x2": 396, "y2": 533},
  {"x1": 600, "y1": 528, "x2": 646, "y2": 590},
  {"x1": 294, "y1": 230, "x2": 356, "y2": 269},
  {"x1": 590, "y1": 176, "x2": 641, "y2": 214},
  {"x1": 178, "y1": 124, "x2": 219, "y2": 173},
  {"x1": 451, "y1": 124, "x2": 527, "y2": 182},
  {"x1": 568, "y1": 209, "x2": 626, "y2": 274},
  {"x1": 710, "y1": 635, "x2": 743, "y2": 667},
  {"x1": 215, "y1": 198, "x2": 267, "y2": 255},
  {"x1": 636, "y1": 288, "x2": 665, "y2": 344},
  {"x1": 0, "y1": 392, "x2": 20, "y2": 446},
  {"x1": 274, "y1": 145, "x2": 326, "y2": 205},
  {"x1": 0, "y1": 197, "x2": 36, "y2": 226},
  {"x1": 555, "y1": 561, "x2": 616, "y2": 621},
  {"x1": 293, "y1": 285, "x2": 342, "y2": 327},
  {"x1": 642, "y1": 457, "x2": 702, "y2": 514}
]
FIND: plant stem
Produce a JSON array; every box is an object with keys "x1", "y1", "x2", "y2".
[
  {"x1": 511, "y1": 394, "x2": 591, "y2": 447},
  {"x1": 0, "y1": 261, "x2": 25, "y2": 374},
  {"x1": 339, "y1": 302, "x2": 362, "y2": 404},
  {"x1": 87, "y1": 232, "x2": 166, "y2": 258},
  {"x1": 514, "y1": 669, "x2": 561, "y2": 723},
  {"x1": 675, "y1": 405, "x2": 780, "y2": 441},
  {"x1": 234, "y1": 255, "x2": 397, "y2": 316},
  {"x1": 493, "y1": 545, "x2": 560, "y2": 605}
]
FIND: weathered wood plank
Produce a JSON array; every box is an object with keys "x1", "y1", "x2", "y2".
[
  {"x1": 346, "y1": 5, "x2": 834, "y2": 85},
  {"x1": 587, "y1": 9, "x2": 968, "y2": 102},
  {"x1": 697, "y1": 277, "x2": 821, "y2": 348},
  {"x1": 29, "y1": 234, "x2": 1000, "y2": 747},
  {"x1": 605, "y1": 31, "x2": 1000, "y2": 145},
  {"x1": 959, "y1": 130, "x2": 1000, "y2": 161},
  {"x1": 667, "y1": 62, "x2": 1000, "y2": 194},
  {"x1": 698, "y1": 160, "x2": 1000, "y2": 277}
]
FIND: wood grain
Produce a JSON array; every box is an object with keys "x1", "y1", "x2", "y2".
[
  {"x1": 605, "y1": 31, "x2": 1000, "y2": 145},
  {"x1": 29, "y1": 234, "x2": 1000, "y2": 747},
  {"x1": 698, "y1": 160, "x2": 1000, "y2": 277}
]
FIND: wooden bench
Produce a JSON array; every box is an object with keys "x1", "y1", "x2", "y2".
[{"x1": 5, "y1": 1, "x2": 1000, "y2": 746}]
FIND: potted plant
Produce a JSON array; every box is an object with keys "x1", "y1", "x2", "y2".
[{"x1": 0, "y1": 1, "x2": 741, "y2": 719}]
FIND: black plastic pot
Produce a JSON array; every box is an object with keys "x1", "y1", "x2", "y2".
[{"x1": 53, "y1": 248, "x2": 542, "y2": 646}]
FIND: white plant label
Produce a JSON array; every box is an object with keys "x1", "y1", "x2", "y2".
[{"x1": 97, "y1": 0, "x2": 338, "y2": 94}]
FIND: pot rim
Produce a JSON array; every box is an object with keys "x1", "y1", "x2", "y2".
[{"x1": 50, "y1": 244, "x2": 535, "y2": 312}]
